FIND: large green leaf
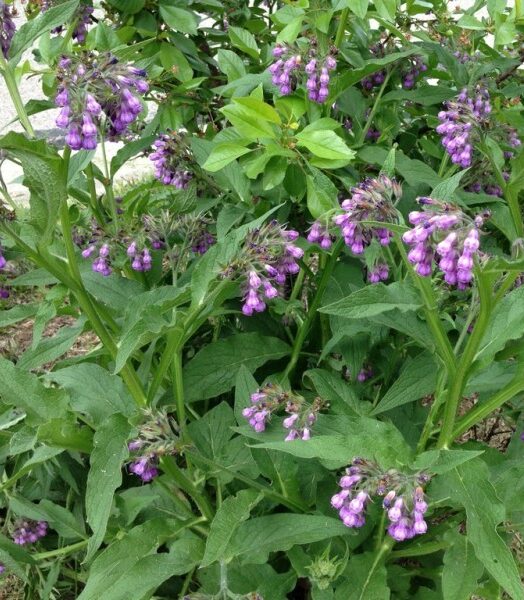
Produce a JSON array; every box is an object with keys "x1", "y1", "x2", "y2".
[
  {"x1": 85, "y1": 414, "x2": 131, "y2": 562},
  {"x1": 159, "y1": 5, "x2": 198, "y2": 35},
  {"x1": 447, "y1": 461, "x2": 523, "y2": 600},
  {"x1": 296, "y1": 130, "x2": 355, "y2": 160},
  {"x1": 184, "y1": 333, "x2": 290, "y2": 402},
  {"x1": 221, "y1": 104, "x2": 277, "y2": 139},
  {"x1": 228, "y1": 26, "x2": 260, "y2": 58},
  {"x1": 442, "y1": 531, "x2": 484, "y2": 600},
  {"x1": 0, "y1": 133, "x2": 66, "y2": 246},
  {"x1": 320, "y1": 282, "x2": 422, "y2": 319},
  {"x1": 306, "y1": 168, "x2": 339, "y2": 219},
  {"x1": 201, "y1": 489, "x2": 262, "y2": 567},
  {"x1": 335, "y1": 552, "x2": 390, "y2": 599},
  {"x1": 345, "y1": 0, "x2": 369, "y2": 19},
  {"x1": 203, "y1": 142, "x2": 253, "y2": 172},
  {"x1": 217, "y1": 49, "x2": 246, "y2": 81}
]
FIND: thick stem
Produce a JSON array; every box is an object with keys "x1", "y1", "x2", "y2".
[
  {"x1": 334, "y1": 8, "x2": 349, "y2": 48},
  {"x1": 0, "y1": 58, "x2": 35, "y2": 137},
  {"x1": 359, "y1": 70, "x2": 391, "y2": 144},
  {"x1": 416, "y1": 371, "x2": 447, "y2": 452},
  {"x1": 33, "y1": 540, "x2": 88, "y2": 561},
  {"x1": 172, "y1": 348, "x2": 186, "y2": 433},
  {"x1": 283, "y1": 239, "x2": 344, "y2": 381},
  {"x1": 437, "y1": 271, "x2": 492, "y2": 448},
  {"x1": 85, "y1": 163, "x2": 105, "y2": 225}
]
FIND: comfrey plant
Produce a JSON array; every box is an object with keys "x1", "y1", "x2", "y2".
[{"x1": 0, "y1": 0, "x2": 524, "y2": 598}]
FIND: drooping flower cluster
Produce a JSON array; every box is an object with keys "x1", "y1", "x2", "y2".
[
  {"x1": 150, "y1": 132, "x2": 193, "y2": 189},
  {"x1": 82, "y1": 242, "x2": 112, "y2": 276},
  {"x1": 126, "y1": 241, "x2": 152, "y2": 272},
  {"x1": 331, "y1": 457, "x2": 430, "y2": 541},
  {"x1": 55, "y1": 52, "x2": 148, "y2": 150},
  {"x1": 12, "y1": 519, "x2": 48, "y2": 545},
  {"x1": 402, "y1": 55, "x2": 427, "y2": 89},
  {"x1": 362, "y1": 70, "x2": 386, "y2": 91},
  {"x1": 0, "y1": 0, "x2": 15, "y2": 58},
  {"x1": 334, "y1": 175, "x2": 401, "y2": 254},
  {"x1": 436, "y1": 85, "x2": 491, "y2": 168},
  {"x1": 307, "y1": 220, "x2": 333, "y2": 249},
  {"x1": 367, "y1": 262, "x2": 389, "y2": 283},
  {"x1": 269, "y1": 42, "x2": 337, "y2": 103},
  {"x1": 231, "y1": 221, "x2": 303, "y2": 316},
  {"x1": 127, "y1": 410, "x2": 180, "y2": 483},
  {"x1": 43, "y1": 0, "x2": 93, "y2": 43},
  {"x1": 402, "y1": 197, "x2": 486, "y2": 289},
  {"x1": 243, "y1": 383, "x2": 326, "y2": 439}
]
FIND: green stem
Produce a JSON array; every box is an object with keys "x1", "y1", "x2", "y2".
[
  {"x1": 416, "y1": 371, "x2": 447, "y2": 452},
  {"x1": 85, "y1": 163, "x2": 105, "y2": 225},
  {"x1": 173, "y1": 348, "x2": 186, "y2": 433},
  {"x1": 100, "y1": 135, "x2": 118, "y2": 233},
  {"x1": 0, "y1": 57, "x2": 35, "y2": 137},
  {"x1": 437, "y1": 152, "x2": 449, "y2": 178},
  {"x1": 452, "y1": 373, "x2": 524, "y2": 440},
  {"x1": 283, "y1": 239, "x2": 344, "y2": 381},
  {"x1": 359, "y1": 70, "x2": 391, "y2": 144},
  {"x1": 334, "y1": 8, "x2": 349, "y2": 48},
  {"x1": 395, "y1": 237, "x2": 456, "y2": 374},
  {"x1": 186, "y1": 451, "x2": 309, "y2": 513},
  {"x1": 437, "y1": 270, "x2": 492, "y2": 448},
  {"x1": 33, "y1": 540, "x2": 88, "y2": 561}
]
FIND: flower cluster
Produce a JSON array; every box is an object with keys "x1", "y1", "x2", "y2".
[
  {"x1": 269, "y1": 42, "x2": 337, "y2": 103},
  {"x1": 126, "y1": 241, "x2": 152, "y2": 272},
  {"x1": 12, "y1": 519, "x2": 48, "y2": 545},
  {"x1": 192, "y1": 230, "x2": 215, "y2": 255},
  {"x1": 55, "y1": 52, "x2": 148, "y2": 150},
  {"x1": 367, "y1": 262, "x2": 389, "y2": 283},
  {"x1": 402, "y1": 197, "x2": 486, "y2": 288},
  {"x1": 0, "y1": 0, "x2": 15, "y2": 58},
  {"x1": 233, "y1": 221, "x2": 303, "y2": 316},
  {"x1": 362, "y1": 70, "x2": 386, "y2": 91},
  {"x1": 436, "y1": 85, "x2": 491, "y2": 168},
  {"x1": 334, "y1": 175, "x2": 401, "y2": 254},
  {"x1": 82, "y1": 242, "x2": 112, "y2": 276},
  {"x1": 150, "y1": 133, "x2": 193, "y2": 189},
  {"x1": 331, "y1": 457, "x2": 430, "y2": 541},
  {"x1": 127, "y1": 410, "x2": 180, "y2": 483},
  {"x1": 402, "y1": 55, "x2": 427, "y2": 89},
  {"x1": 243, "y1": 383, "x2": 326, "y2": 439},
  {"x1": 43, "y1": 0, "x2": 93, "y2": 43},
  {"x1": 307, "y1": 220, "x2": 333, "y2": 249}
]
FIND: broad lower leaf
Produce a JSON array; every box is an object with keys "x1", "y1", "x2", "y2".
[
  {"x1": 85, "y1": 414, "x2": 131, "y2": 562},
  {"x1": 296, "y1": 130, "x2": 355, "y2": 160},
  {"x1": 184, "y1": 333, "x2": 290, "y2": 402},
  {"x1": 228, "y1": 26, "x2": 260, "y2": 58},
  {"x1": 306, "y1": 168, "x2": 339, "y2": 219},
  {"x1": 335, "y1": 552, "x2": 390, "y2": 600},
  {"x1": 203, "y1": 142, "x2": 253, "y2": 172},
  {"x1": 442, "y1": 530, "x2": 484, "y2": 600},
  {"x1": 412, "y1": 449, "x2": 484, "y2": 474},
  {"x1": 159, "y1": 5, "x2": 198, "y2": 35}
]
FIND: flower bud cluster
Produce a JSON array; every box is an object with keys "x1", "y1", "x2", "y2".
[
  {"x1": 307, "y1": 220, "x2": 333, "y2": 249},
  {"x1": 333, "y1": 175, "x2": 401, "y2": 255},
  {"x1": 233, "y1": 221, "x2": 303, "y2": 316},
  {"x1": 12, "y1": 519, "x2": 48, "y2": 545},
  {"x1": 402, "y1": 197, "x2": 486, "y2": 289},
  {"x1": 43, "y1": 0, "x2": 93, "y2": 43},
  {"x1": 127, "y1": 410, "x2": 179, "y2": 483},
  {"x1": 402, "y1": 55, "x2": 427, "y2": 89},
  {"x1": 126, "y1": 241, "x2": 152, "y2": 272},
  {"x1": 150, "y1": 132, "x2": 193, "y2": 189},
  {"x1": 55, "y1": 52, "x2": 148, "y2": 150},
  {"x1": 367, "y1": 262, "x2": 389, "y2": 283},
  {"x1": 436, "y1": 85, "x2": 491, "y2": 168},
  {"x1": 331, "y1": 457, "x2": 430, "y2": 541},
  {"x1": 269, "y1": 42, "x2": 337, "y2": 103},
  {"x1": 0, "y1": 1, "x2": 15, "y2": 58},
  {"x1": 243, "y1": 383, "x2": 326, "y2": 440}
]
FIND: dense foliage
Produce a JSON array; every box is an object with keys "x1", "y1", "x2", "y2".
[{"x1": 0, "y1": 0, "x2": 524, "y2": 598}]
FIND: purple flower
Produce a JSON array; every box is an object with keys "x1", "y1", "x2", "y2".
[
  {"x1": 402, "y1": 56, "x2": 427, "y2": 89},
  {"x1": 12, "y1": 520, "x2": 48, "y2": 545},
  {"x1": 150, "y1": 133, "x2": 193, "y2": 188},
  {"x1": 55, "y1": 51, "x2": 148, "y2": 150},
  {"x1": 307, "y1": 221, "x2": 333, "y2": 249},
  {"x1": 0, "y1": 1, "x2": 16, "y2": 58},
  {"x1": 43, "y1": 0, "x2": 94, "y2": 42},
  {"x1": 129, "y1": 455, "x2": 159, "y2": 482},
  {"x1": 367, "y1": 262, "x2": 389, "y2": 283}
]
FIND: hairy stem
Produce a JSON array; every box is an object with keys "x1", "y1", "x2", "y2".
[
  {"x1": 334, "y1": 8, "x2": 349, "y2": 48},
  {"x1": 0, "y1": 57, "x2": 35, "y2": 137}
]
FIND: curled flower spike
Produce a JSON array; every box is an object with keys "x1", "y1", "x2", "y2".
[
  {"x1": 307, "y1": 220, "x2": 334, "y2": 249},
  {"x1": 43, "y1": 0, "x2": 93, "y2": 43},
  {"x1": 436, "y1": 85, "x2": 491, "y2": 168},
  {"x1": 233, "y1": 221, "x2": 303, "y2": 316},
  {"x1": 402, "y1": 197, "x2": 486, "y2": 289},
  {"x1": 402, "y1": 55, "x2": 427, "y2": 89},
  {"x1": 12, "y1": 520, "x2": 48, "y2": 545},
  {"x1": 244, "y1": 384, "x2": 326, "y2": 439},
  {"x1": 55, "y1": 51, "x2": 148, "y2": 150},
  {"x1": 331, "y1": 458, "x2": 431, "y2": 541},
  {"x1": 127, "y1": 410, "x2": 180, "y2": 483},
  {"x1": 333, "y1": 175, "x2": 401, "y2": 255},
  {"x1": 150, "y1": 132, "x2": 194, "y2": 188},
  {"x1": 0, "y1": 1, "x2": 15, "y2": 58},
  {"x1": 367, "y1": 262, "x2": 389, "y2": 284},
  {"x1": 127, "y1": 241, "x2": 152, "y2": 272}
]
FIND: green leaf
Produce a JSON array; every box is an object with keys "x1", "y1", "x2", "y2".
[
  {"x1": 0, "y1": 133, "x2": 66, "y2": 246},
  {"x1": 475, "y1": 286, "x2": 524, "y2": 367},
  {"x1": 159, "y1": 5, "x2": 198, "y2": 35},
  {"x1": 412, "y1": 449, "x2": 484, "y2": 474},
  {"x1": 304, "y1": 369, "x2": 362, "y2": 415},
  {"x1": 380, "y1": 146, "x2": 396, "y2": 177},
  {"x1": 228, "y1": 26, "x2": 260, "y2": 58},
  {"x1": 8, "y1": 0, "x2": 80, "y2": 63},
  {"x1": 0, "y1": 304, "x2": 38, "y2": 328},
  {"x1": 447, "y1": 460, "x2": 523, "y2": 600},
  {"x1": 457, "y1": 14, "x2": 485, "y2": 30},
  {"x1": 110, "y1": 135, "x2": 156, "y2": 176},
  {"x1": 306, "y1": 169, "x2": 339, "y2": 219},
  {"x1": 85, "y1": 414, "x2": 131, "y2": 562},
  {"x1": 184, "y1": 333, "x2": 290, "y2": 402},
  {"x1": 346, "y1": 0, "x2": 369, "y2": 19},
  {"x1": 107, "y1": 0, "x2": 145, "y2": 13},
  {"x1": 221, "y1": 104, "x2": 276, "y2": 139},
  {"x1": 383, "y1": 85, "x2": 455, "y2": 106},
  {"x1": 201, "y1": 489, "x2": 262, "y2": 567},
  {"x1": 373, "y1": 0, "x2": 397, "y2": 21},
  {"x1": 217, "y1": 49, "x2": 246, "y2": 81},
  {"x1": 0, "y1": 357, "x2": 68, "y2": 423},
  {"x1": 276, "y1": 16, "x2": 303, "y2": 43},
  {"x1": 159, "y1": 43, "x2": 193, "y2": 82},
  {"x1": 442, "y1": 530, "x2": 484, "y2": 600},
  {"x1": 188, "y1": 402, "x2": 235, "y2": 460},
  {"x1": 295, "y1": 130, "x2": 355, "y2": 160},
  {"x1": 372, "y1": 352, "x2": 437, "y2": 415},
  {"x1": 38, "y1": 418, "x2": 93, "y2": 453},
  {"x1": 49, "y1": 364, "x2": 135, "y2": 425},
  {"x1": 203, "y1": 142, "x2": 253, "y2": 172},
  {"x1": 320, "y1": 282, "x2": 422, "y2": 319},
  {"x1": 0, "y1": 534, "x2": 35, "y2": 582},
  {"x1": 335, "y1": 552, "x2": 390, "y2": 599},
  {"x1": 226, "y1": 515, "x2": 351, "y2": 564},
  {"x1": 430, "y1": 170, "x2": 469, "y2": 202},
  {"x1": 234, "y1": 97, "x2": 282, "y2": 124}
]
